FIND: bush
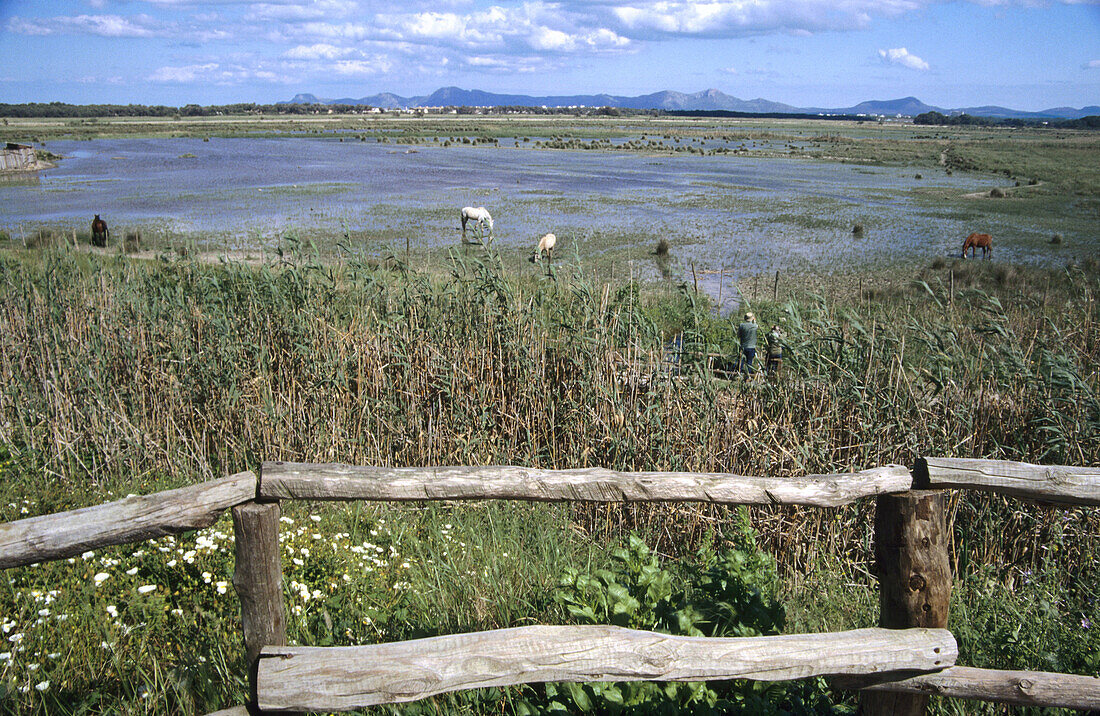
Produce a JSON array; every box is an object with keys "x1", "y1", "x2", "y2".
[
  {"x1": 526, "y1": 521, "x2": 838, "y2": 714},
  {"x1": 25, "y1": 230, "x2": 60, "y2": 249},
  {"x1": 123, "y1": 231, "x2": 142, "y2": 253},
  {"x1": 989, "y1": 187, "x2": 1006, "y2": 198}
]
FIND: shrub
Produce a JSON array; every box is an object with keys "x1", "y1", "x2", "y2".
[
  {"x1": 123, "y1": 231, "x2": 142, "y2": 253},
  {"x1": 990, "y1": 187, "x2": 1006, "y2": 198},
  {"x1": 851, "y1": 223, "x2": 864, "y2": 236},
  {"x1": 25, "y1": 229, "x2": 60, "y2": 249},
  {"x1": 655, "y1": 237, "x2": 670, "y2": 256},
  {"x1": 529, "y1": 522, "x2": 834, "y2": 713},
  {"x1": 1050, "y1": 234, "x2": 1063, "y2": 245}
]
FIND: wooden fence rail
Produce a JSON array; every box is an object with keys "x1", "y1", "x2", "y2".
[
  {"x1": 833, "y1": 666, "x2": 1100, "y2": 711},
  {"x1": 0, "y1": 471, "x2": 256, "y2": 569},
  {"x1": 918, "y1": 457, "x2": 1100, "y2": 506},
  {"x1": 1, "y1": 458, "x2": 1096, "y2": 714},
  {"x1": 259, "y1": 461, "x2": 913, "y2": 507},
  {"x1": 256, "y1": 626, "x2": 956, "y2": 712}
]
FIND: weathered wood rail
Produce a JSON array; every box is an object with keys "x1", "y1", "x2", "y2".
[
  {"x1": 0, "y1": 457, "x2": 1096, "y2": 714},
  {"x1": 256, "y1": 626, "x2": 956, "y2": 712},
  {"x1": 0, "y1": 471, "x2": 256, "y2": 569},
  {"x1": 259, "y1": 461, "x2": 913, "y2": 507}
]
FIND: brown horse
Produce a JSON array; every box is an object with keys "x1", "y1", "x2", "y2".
[
  {"x1": 961, "y1": 232, "x2": 992, "y2": 259},
  {"x1": 91, "y1": 215, "x2": 109, "y2": 247}
]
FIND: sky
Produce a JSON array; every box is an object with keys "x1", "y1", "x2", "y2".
[{"x1": 1, "y1": 0, "x2": 1098, "y2": 111}]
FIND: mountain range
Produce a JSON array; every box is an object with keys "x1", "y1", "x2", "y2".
[{"x1": 282, "y1": 87, "x2": 1098, "y2": 120}]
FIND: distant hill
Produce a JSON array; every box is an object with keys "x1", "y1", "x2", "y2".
[{"x1": 279, "y1": 87, "x2": 1097, "y2": 119}]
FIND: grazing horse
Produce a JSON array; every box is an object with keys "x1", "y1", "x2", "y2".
[
  {"x1": 961, "y1": 232, "x2": 992, "y2": 259},
  {"x1": 460, "y1": 206, "x2": 493, "y2": 243},
  {"x1": 530, "y1": 233, "x2": 556, "y2": 265},
  {"x1": 91, "y1": 215, "x2": 109, "y2": 247}
]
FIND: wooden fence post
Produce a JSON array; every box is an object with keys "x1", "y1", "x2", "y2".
[
  {"x1": 232, "y1": 501, "x2": 286, "y2": 707},
  {"x1": 861, "y1": 490, "x2": 952, "y2": 716}
]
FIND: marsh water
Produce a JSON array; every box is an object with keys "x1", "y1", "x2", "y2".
[{"x1": 0, "y1": 136, "x2": 1075, "y2": 287}]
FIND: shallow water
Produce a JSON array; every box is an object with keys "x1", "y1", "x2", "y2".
[{"x1": 0, "y1": 137, "x2": 1074, "y2": 288}]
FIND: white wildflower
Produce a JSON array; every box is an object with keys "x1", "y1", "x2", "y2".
[
  {"x1": 137, "y1": 585, "x2": 157, "y2": 594},
  {"x1": 93, "y1": 572, "x2": 110, "y2": 586}
]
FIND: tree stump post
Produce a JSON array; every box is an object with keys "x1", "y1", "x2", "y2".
[
  {"x1": 861, "y1": 490, "x2": 952, "y2": 716},
  {"x1": 232, "y1": 501, "x2": 286, "y2": 708}
]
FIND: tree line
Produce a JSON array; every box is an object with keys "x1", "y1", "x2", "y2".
[
  {"x1": 914, "y1": 110, "x2": 1100, "y2": 129},
  {"x1": 0, "y1": 102, "x2": 375, "y2": 118}
]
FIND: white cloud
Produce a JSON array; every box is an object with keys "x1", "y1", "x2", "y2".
[
  {"x1": 1083, "y1": 59, "x2": 1100, "y2": 70},
  {"x1": 247, "y1": 1, "x2": 359, "y2": 22},
  {"x1": 148, "y1": 63, "x2": 220, "y2": 83},
  {"x1": 5, "y1": 14, "x2": 161, "y2": 38},
  {"x1": 604, "y1": 0, "x2": 923, "y2": 38},
  {"x1": 283, "y1": 43, "x2": 352, "y2": 60},
  {"x1": 718, "y1": 65, "x2": 738, "y2": 75},
  {"x1": 299, "y1": 21, "x2": 375, "y2": 41},
  {"x1": 148, "y1": 62, "x2": 294, "y2": 84},
  {"x1": 332, "y1": 58, "x2": 393, "y2": 75},
  {"x1": 529, "y1": 26, "x2": 576, "y2": 51},
  {"x1": 878, "y1": 47, "x2": 930, "y2": 70}
]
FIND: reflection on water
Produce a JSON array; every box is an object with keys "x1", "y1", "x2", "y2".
[
  {"x1": 0, "y1": 136, "x2": 1075, "y2": 280},
  {"x1": 0, "y1": 173, "x2": 40, "y2": 187}
]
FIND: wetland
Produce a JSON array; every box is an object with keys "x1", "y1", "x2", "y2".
[{"x1": 2, "y1": 115, "x2": 1097, "y2": 307}]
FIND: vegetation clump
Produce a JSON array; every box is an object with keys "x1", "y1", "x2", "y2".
[{"x1": 0, "y1": 245, "x2": 1096, "y2": 713}]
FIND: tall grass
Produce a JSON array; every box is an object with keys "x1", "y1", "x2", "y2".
[
  {"x1": 0, "y1": 247, "x2": 1096, "y2": 562},
  {"x1": 0, "y1": 245, "x2": 1096, "y2": 712}
]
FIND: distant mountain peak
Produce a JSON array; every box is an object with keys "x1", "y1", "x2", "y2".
[{"x1": 278, "y1": 88, "x2": 1096, "y2": 119}]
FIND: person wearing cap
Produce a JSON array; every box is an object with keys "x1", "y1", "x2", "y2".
[
  {"x1": 737, "y1": 312, "x2": 758, "y2": 376},
  {"x1": 765, "y1": 323, "x2": 784, "y2": 376}
]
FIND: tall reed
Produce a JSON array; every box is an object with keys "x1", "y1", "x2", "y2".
[{"x1": 0, "y1": 247, "x2": 1096, "y2": 583}]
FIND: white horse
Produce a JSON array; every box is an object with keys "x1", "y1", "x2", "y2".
[
  {"x1": 460, "y1": 206, "x2": 494, "y2": 243},
  {"x1": 530, "y1": 233, "x2": 556, "y2": 264}
]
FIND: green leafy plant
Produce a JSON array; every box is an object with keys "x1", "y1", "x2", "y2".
[{"x1": 525, "y1": 518, "x2": 842, "y2": 714}]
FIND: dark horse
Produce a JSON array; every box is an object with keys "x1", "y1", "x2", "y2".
[
  {"x1": 91, "y1": 215, "x2": 110, "y2": 247},
  {"x1": 961, "y1": 232, "x2": 992, "y2": 259}
]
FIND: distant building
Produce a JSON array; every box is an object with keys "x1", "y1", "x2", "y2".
[{"x1": 0, "y1": 143, "x2": 37, "y2": 172}]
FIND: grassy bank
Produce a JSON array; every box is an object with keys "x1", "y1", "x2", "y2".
[{"x1": 0, "y1": 245, "x2": 1097, "y2": 713}]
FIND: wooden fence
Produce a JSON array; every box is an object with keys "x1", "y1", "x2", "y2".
[{"x1": 1, "y1": 457, "x2": 1098, "y2": 714}]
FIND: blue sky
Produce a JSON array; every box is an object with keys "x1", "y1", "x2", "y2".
[{"x1": 1, "y1": 0, "x2": 1098, "y2": 110}]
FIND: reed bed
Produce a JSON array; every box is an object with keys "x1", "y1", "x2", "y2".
[
  {"x1": 0, "y1": 247, "x2": 1096, "y2": 575},
  {"x1": 0, "y1": 245, "x2": 1097, "y2": 713}
]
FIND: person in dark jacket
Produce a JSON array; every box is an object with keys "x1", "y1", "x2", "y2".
[
  {"x1": 765, "y1": 323, "x2": 784, "y2": 376},
  {"x1": 738, "y1": 312, "x2": 757, "y2": 376}
]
